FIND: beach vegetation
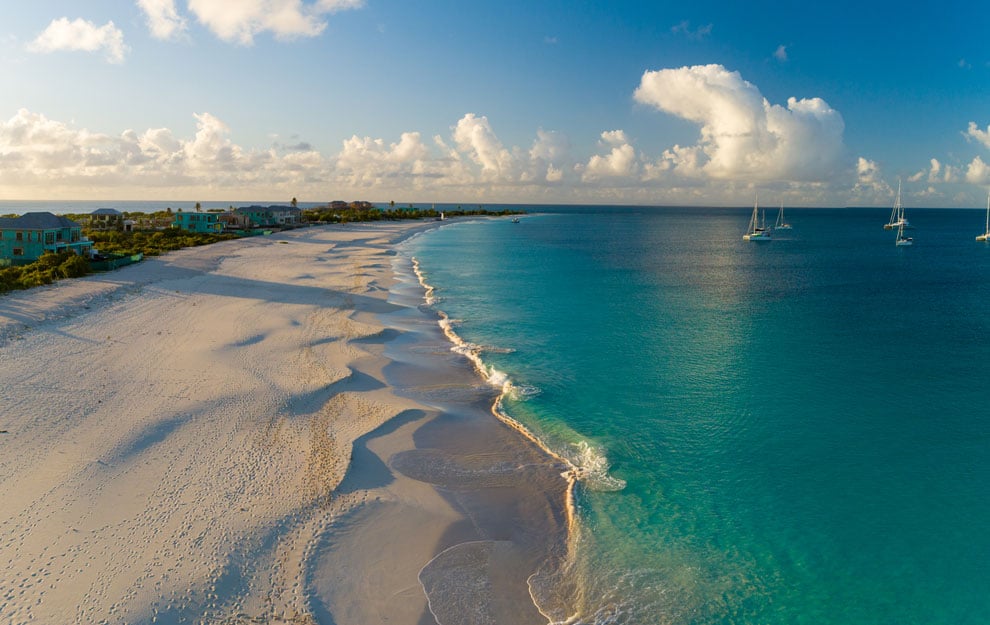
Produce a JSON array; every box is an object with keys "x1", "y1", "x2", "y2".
[
  {"x1": 301, "y1": 205, "x2": 521, "y2": 223},
  {"x1": 85, "y1": 228, "x2": 237, "y2": 257},
  {"x1": 0, "y1": 251, "x2": 92, "y2": 293}
]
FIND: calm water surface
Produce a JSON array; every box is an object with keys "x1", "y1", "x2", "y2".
[{"x1": 401, "y1": 206, "x2": 990, "y2": 625}]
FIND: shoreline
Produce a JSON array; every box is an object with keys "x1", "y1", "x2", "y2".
[{"x1": 0, "y1": 221, "x2": 570, "y2": 624}]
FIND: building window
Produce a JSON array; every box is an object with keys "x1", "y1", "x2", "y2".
[
  {"x1": 45, "y1": 232, "x2": 55, "y2": 244},
  {"x1": 13, "y1": 248, "x2": 23, "y2": 256},
  {"x1": 15, "y1": 231, "x2": 23, "y2": 241}
]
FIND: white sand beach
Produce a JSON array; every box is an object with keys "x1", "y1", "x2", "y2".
[{"x1": 0, "y1": 222, "x2": 568, "y2": 625}]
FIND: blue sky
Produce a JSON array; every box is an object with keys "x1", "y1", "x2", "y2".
[{"x1": 1, "y1": 0, "x2": 988, "y2": 207}]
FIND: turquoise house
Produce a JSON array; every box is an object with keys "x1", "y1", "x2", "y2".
[
  {"x1": 0, "y1": 212, "x2": 92, "y2": 265},
  {"x1": 171, "y1": 211, "x2": 224, "y2": 233},
  {"x1": 234, "y1": 205, "x2": 302, "y2": 228}
]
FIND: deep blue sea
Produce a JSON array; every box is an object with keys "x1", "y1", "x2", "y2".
[{"x1": 400, "y1": 206, "x2": 990, "y2": 625}]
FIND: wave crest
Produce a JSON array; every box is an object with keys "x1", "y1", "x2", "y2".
[{"x1": 566, "y1": 441, "x2": 626, "y2": 492}]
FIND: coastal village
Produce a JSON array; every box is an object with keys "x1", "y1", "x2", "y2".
[
  {"x1": 0, "y1": 200, "x2": 494, "y2": 293},
  {"x1": 0, "y1": 201, "x2": 382, "y2": 265}
]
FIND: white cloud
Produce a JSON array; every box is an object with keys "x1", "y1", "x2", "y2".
[
  {"x1": 0, "y1": 108, "x2": 327, "y2": 197},
  {"x1": 633, "y1": 64, "x2": 845, "y2": 182},
  {"x1": 966, "y1": 122, "x2": 990, "y2": 150},
  {"x1": 137, "y1": 0, "x2": 188, "y2": 40},
  {"x1": 774, "y1": 45, "x2": 788, "y2": 62},
  {"x1": 335, "y1": 132, "x2": 434, "y2": 187},
  {"x1": 452, "y1": 113, "x2": 516, "y2": 179},
  {"x1": 965, "y1": 156, "x2": 990, "y2": 184},
  {"x1": 529, "y1": 129, "x2": 569, "y2": 163},
  {"x1": 10, "y1": 104, "x2": 959, "y2": 206},
  {"x1": 28, "y1": 17, "x2": 128, "y2": 63},
  {"x1": 187, "y1": 0, "x2": 364, "y2": 44},
  {"x1": 582, "y1": 130, "x2": 637, "y2": 181},
  {"x1": 849, "y1": 156, "x2": 891, "y2": 200},
  {"x1": 526, "y1": 129, "x2": 570, "y2": 184}
]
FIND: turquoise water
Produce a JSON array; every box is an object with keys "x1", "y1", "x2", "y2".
[{"x1": 400, "y1": 206, "x2": 990, "y2": 625}]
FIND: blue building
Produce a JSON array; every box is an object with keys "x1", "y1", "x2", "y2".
[
  {"x1": 171, "y1": 211, "x2": 224, "y2": 233},
  {"x1": 0, "y1": 212, "x2": 93, "y2": 264}
]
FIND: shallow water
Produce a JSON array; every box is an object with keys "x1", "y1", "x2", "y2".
[{"x1": 401, "y1": 206, "x2": 990, "y2": 625}]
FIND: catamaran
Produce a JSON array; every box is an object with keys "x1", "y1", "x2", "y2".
[
  {"x1": 977, "y1": 191, "x2": 990, "y2": 241},
  {"x1": 884, "y1": 180, "x2": 911, "y2": 230},
  {"x1": 775, "y1": 201, "x2": 792, "y2": 230},
  {"x1": 743, "y1": 196, "x2": 772, "y2": 241}
]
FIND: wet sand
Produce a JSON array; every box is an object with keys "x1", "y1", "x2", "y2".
[{"x1": 0, "y1": 222, "x2": 568, "y2": 624}]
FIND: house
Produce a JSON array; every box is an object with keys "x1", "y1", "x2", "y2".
[
  {"x1": 218, "y1": 211, "x2": 250, "y2": 230},
  {"x1": 171, "y1": 211, "x2": 224, "y2": 233},
  {"x1": 0, "y1": 212, "x2": 93, "y2": 264},
  {"x1": 233, "y1": 205, "x2": 302, "y2": 228},
  {"x1": 89, "y1": 207, "x2": 123, "y2": 230}
]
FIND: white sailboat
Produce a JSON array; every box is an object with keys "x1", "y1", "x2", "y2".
[
  {"x1": 884, "y1": 180, "x2": 911, "y2": 230},
  {"x1": 977, "y1": 191, "x2": 990, "y2": 241},
  {"x1": 743, "y1": 195, "x2": 772, "y2": 241},
  {"x1": 775, "y1": 201, "x2": 792, "y2": 230},
  {"x1": 895, "y1": 222, "x2": 913, "y2": 246}
]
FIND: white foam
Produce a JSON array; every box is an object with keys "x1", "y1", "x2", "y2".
[
  {"x1": 566, "y1": 441, "x2": 627, "y2": 492},
  {"x1": 411, "y1": 255, "x2": 627, "y2": 623}
]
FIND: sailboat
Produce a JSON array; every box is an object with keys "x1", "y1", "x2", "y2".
[
  {"x1": 895, "y1": 222, "x2": 913, "y2": 246},
  {"x1": 883, "y1": 180, "x2": 911, "y2": 230},
  {"x1": 775, "y1": 201, "x2": 792, "y2": 230},
  {"x1": 743, "y1": 195, "x2": 772, "y2": 241},
  {"x1": 977, "y1": 191, "x2": 990, "y2": 241}
]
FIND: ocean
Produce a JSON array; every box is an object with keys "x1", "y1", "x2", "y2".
[{"x1": 398, "y1": 206, "x2": 990, "y2": 625}]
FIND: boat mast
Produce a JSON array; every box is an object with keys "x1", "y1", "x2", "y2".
[{"x1": 896, "y1": 179, "x2": 903, "y2": 222}]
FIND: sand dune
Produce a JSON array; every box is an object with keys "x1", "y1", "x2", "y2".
[{"x1": 0, "y1": 222, "x2": 567, "y2": 625}]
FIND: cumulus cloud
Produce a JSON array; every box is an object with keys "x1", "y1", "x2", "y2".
[
  {"x1": 0, "y1": 108, "x2": 325, "y2": 196},
  {"x1": 582, "y1": 130, "x2": 637, "y2": 181},
  {"x1": 187, "y1": 0, "x2": 364, "y2": 44},
  {"x1": 965, "y1": 156, "x2": 990, "y2": 184},
  {"x1": 966, "y1": 122, "x2": 990, "y2": 149},
  {"x1": 452, "y1": 114, "x2": 516, "y2": 179},
  {"x1": 28, "y1": 17, "x2": 128, "y2": 63},
  {"x1": 850, "y1": 156, "x2": 891, "y2": 198},
  {"x1": 0, "y1": 106, "x2": 589, "y2": 200},
  {"x1": 633, "y1": 64, "x2": 845, "y2": 182},
  {"x1": 527, "y1": 129, "x2": 570, "y2": 184},
  {"x1": 335, "y1": 132, "x2": 434, "y2": 187},
  {"x1": 137, "y1": 0, "x2": 188, "y2": 40}
]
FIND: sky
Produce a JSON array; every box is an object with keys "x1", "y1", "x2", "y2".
[{"x1": 1, "y1": 0, "x2": 989, "y2": 207}]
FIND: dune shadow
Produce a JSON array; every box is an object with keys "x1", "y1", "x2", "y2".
[
  {"x1": 334, "y1": 409, "x2": 430, "y2": 494},
  {"x1": 348, "y1": 327, "x2": 402, "y2": 345},
  {"x1": 108, "y1": 414, "x2": 188, "y2": 463}
]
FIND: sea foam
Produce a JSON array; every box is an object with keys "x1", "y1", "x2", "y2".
[{"x1": 412, "y1": 256, "x2": 624, "y2": 491}]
